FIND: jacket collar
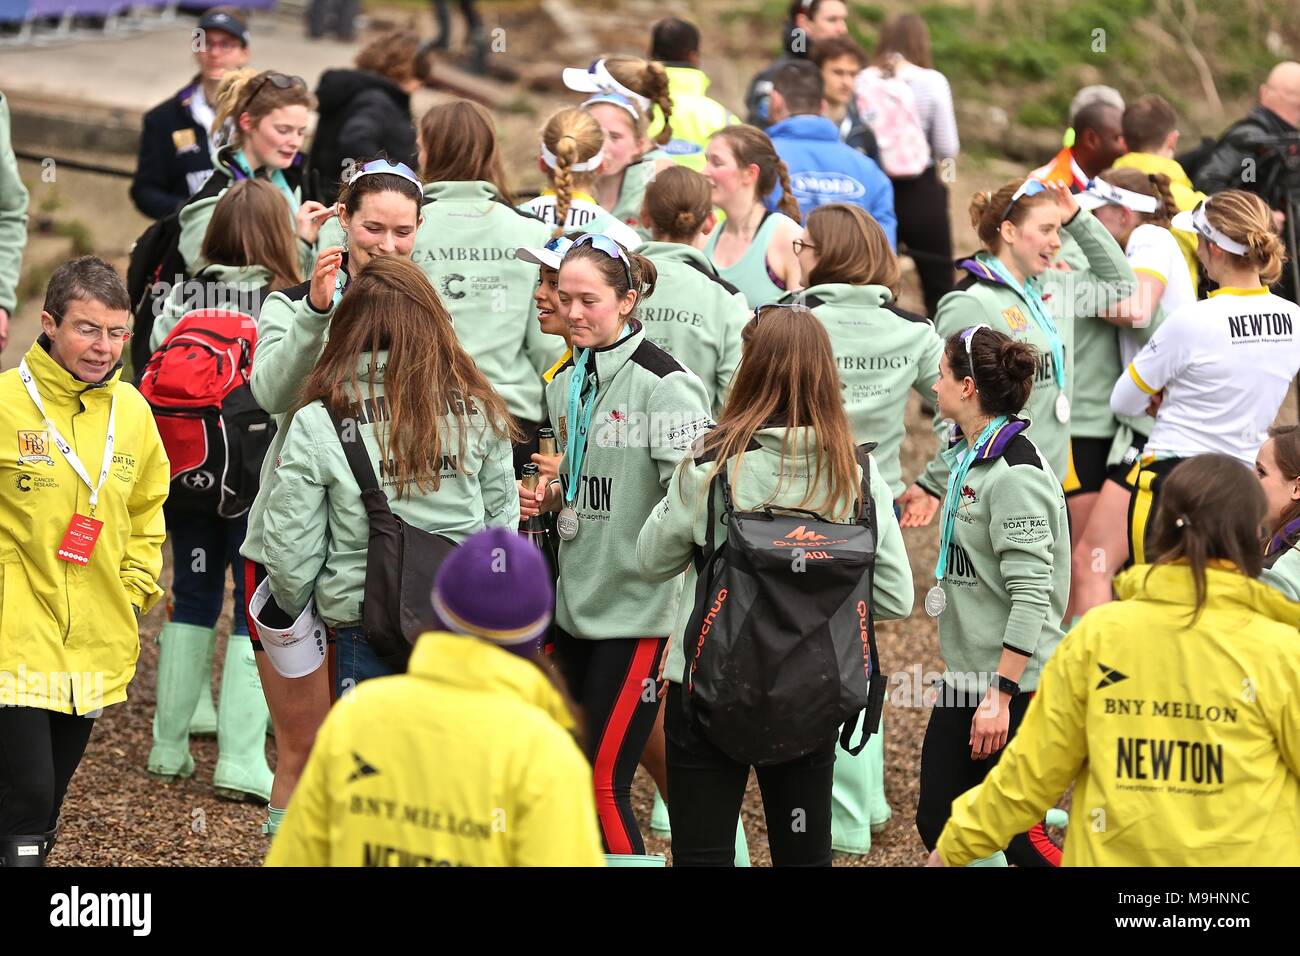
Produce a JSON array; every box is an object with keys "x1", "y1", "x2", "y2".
[
  {"x1": 640, "y1": 241, "x2": 714, "y2": 270},
  {"x1": 1114, "y1": 151, "x2": 1194, "y2": 189},
  {"x1": 588, "y1": 320, "x2": 645, "y2": 388},
  {"x1": 406, "y1": 631, "x2": 578, "y2": 733},
  {"x1": 795, "y1": 282, "x2": 892, "y2": 308},
  {"x1": 1266, "y1": 515, "x2": 1300, "y2": 557},
  {"x1": 424, "y1": 180, "x2": 499, "y2": 203},
  {"x1": 1115, "y1": 564, "x2": 1300, "y2": 627},
  {"x1": 1250, "y1": 105, "x2": 1298, "y2": 134},
  {"x1": 664, "y1": 65, "x2": 712, "y2": 97},
  {"x1": 25, "y1": 336, "x2": 122, "y2": 405},
  {"x1": 945, "y1": 415, "x2": 1030, "y2": 461},
  {"x1": 955, "y1": 253, "x2": 1021, "y2": 291},
  {"x1": 766, "y1": 114, "x2": 839, "y2": 141}
]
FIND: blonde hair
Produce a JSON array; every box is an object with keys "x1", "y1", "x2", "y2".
[
  {"x1": 540, "y1": 108, "x2": 604, "y2": 238},
  {"x1": 1202, "y1": 189, "x2": 1287, "y2": 286},
  {"x1": 601, "y1": 55, "x2": 674, "y2": 146},
  {"x1": 211, "y1": 68, "x2": 314, "y2": 149}
]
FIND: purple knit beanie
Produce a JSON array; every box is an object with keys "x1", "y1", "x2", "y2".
[{"x1": 432, "y1": 528, "x2": 553, "y2": 656}]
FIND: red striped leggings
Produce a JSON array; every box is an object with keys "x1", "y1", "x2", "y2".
[{"x1": 551, "y1": 630, "x2": 665, "y2": 856}]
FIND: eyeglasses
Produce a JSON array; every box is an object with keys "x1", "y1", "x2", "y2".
[
  {"x1": 999, "y1": 179, "x2": 1047, "y2": 222},
  {"x1": 960, "y1": 324, "x2": 991, "y2": 392},
  {"x1": 246, "y1": 72, "x2": 307, "y2": 107},
  {"x1": 792, "y1": 238, "x2": 815, "y2": 255},
  {"x1": 569, "y1": 233, "x2": 634, "y2": 289},
  {"x1": 55, "y1": 312, "x2": 131, "y2": 344},
  {"x1": 347, "y1": 157, "x2": 422, "y2": 189}
]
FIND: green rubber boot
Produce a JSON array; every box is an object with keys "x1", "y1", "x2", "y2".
[
  {"x1": 147, "y1": 622, "x2": 214, "y2": 780},
  {"x1": 830, "y1": 718, "x2": 890, "y2": 856},
  {"x1": 188, "y1": 627, "x2": 218, "y2": 737},
  {"x1": 603, "y1": 853, "x2": 666, "y2": 867},
  {"x1": 213, "y1": 636, "x2": 273, "y2": 803}
]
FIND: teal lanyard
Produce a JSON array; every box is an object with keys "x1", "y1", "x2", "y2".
[
  {"x1": 564, "y1": 349, "x2": 599, "y2": 507},
  {"x1": 233, "y1": 150, "x2": 298, "y2": 211},
  {"x1": 933, "y1": 416, "x2": 1007, "y2": 582},
  {"x1": 982, "y1": 255, "x2": 1066, "y2": 390}
]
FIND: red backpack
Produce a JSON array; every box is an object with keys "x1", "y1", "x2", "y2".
[{"x1": 139, "y1": 308, "x2": 275, "y2": 518}]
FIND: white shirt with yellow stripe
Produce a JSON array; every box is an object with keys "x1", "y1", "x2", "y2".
[{"x1": 1111, "y1": 286, "x2": 1300, "y2": 466}]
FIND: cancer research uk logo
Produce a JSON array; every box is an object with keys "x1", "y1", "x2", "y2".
[{"x1": 789, "y1": 171, "x2": 867, "y2": 204}]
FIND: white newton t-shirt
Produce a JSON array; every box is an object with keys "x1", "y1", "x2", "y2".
[
  {"x1": 518, "y1": 194, "x2": 643, "y2": 250},
  {"x1": 1123, "y1": 288, "x2": 1300, "y2": 465}
]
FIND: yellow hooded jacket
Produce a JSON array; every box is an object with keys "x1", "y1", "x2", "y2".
[
  {"x1": 265, "y1": 631, "x2": 606, "y2": 867},
  {"x1": 938, "y1": 564, "x2": 1300, "y2": 866},
  {"x1": 0, "y1": 338, "x2": 169, "y2": 714}
]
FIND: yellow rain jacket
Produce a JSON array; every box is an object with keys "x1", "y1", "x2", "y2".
[
  {"x1": 938, "y1": 564, "x2": 1300, "y2": 867},
  {"x1": 266, "y1": 631, "x2": 606, "y2": 867},
  {"x1": 0, "y1": 338, "x2": 169, "y2": 714}
]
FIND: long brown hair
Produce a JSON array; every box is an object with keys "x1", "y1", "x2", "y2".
[
  {"x1": 418, "y1": 100, "x2": 515, "y2": 204},
  {"x1": 200, "y1": 180, "x2": 302, "y2": 290},
  {"x1": 873, "y1": 13, "x2": 933, "y2": 70},
  {"x1": 694, "y1": 306, "x2": 858, "y2": 518},
  {"x1": 804, "y1": 204, "x2": 900, "y2": 292},
  {"x1": 296, "y1": 257, "x2": 517, "y2": 498},
  {"x1": 1146, "y1": 454, "x2": 1266, "y2": 624},
  {"x1": 212, "y1": 68, "x2": 314, "y2": 148},
  {"x1": 541, "y1": 108, "x2": 606, "y2": 239},
  {"x1": 711, "y1": 125, "x2": 802, "y2": 223}
]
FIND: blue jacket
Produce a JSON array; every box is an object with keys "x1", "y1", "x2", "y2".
[{"x1": 765, "y1": 115, "x2": 897, "y2": 247}]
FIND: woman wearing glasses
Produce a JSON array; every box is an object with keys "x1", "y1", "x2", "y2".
[
  {"x1": 519, "y1": 234, "x2": 713, "y2": 862},
  {"x1": 900, "y1": 178, "x2": 1134, "y2": 524},
  {"x1": 145, "y1": 180, "x2": 303, "y2": 804},
  {"x1": 915, "y1": 327, "x2": 1068, "y2": 867},
  {"x1": 240, "y1": 159, "x2": 426, "y2": 837},
  {"x1": 177, "y1": 69, "x2": 328, "y2": 278},
  {"x1": 1111, "y1": 190, "x2": 1300, "y2": 567}
]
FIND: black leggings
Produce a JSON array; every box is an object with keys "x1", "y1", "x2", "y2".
[
  {"x1": 916, "y1": 689, "x2": 1057, "y2": 866},
  {"x1": 0, "y1": 707, "x2": 96, "y2": 836},
  {"x1": 892, "y1": 166, "x2": 955, "y2": 319},
  {"x1": 552, "y1": 629, "x2": 665, "y2": 855},
  {"x1": 664, "y1": 682, "x2": 834, "y2": 867}
]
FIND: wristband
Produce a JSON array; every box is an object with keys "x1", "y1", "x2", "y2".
[{"x1": 993, "y1": 673, "x2": 1021, "y2": 698}]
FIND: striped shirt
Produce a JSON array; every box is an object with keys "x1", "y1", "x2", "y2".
[{"x1": 897, "y1": 64, "x2": 960, "y2": 162}]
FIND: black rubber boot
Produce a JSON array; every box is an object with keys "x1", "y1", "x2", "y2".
[{"x1": 0, "y1": 835, "x2": 47, "y2": 867}]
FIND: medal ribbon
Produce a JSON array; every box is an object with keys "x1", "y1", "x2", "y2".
[
  {"x1": 933, "y1": 416, "x2": 1007, "y2": 584},
  {"x1": 982, "y1": 254, "x2": 1066, "y2": 390},
  {"x1": 564, "y1": 348, "x2": 599, "y2": 508}
]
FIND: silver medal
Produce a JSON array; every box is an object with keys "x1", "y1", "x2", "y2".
[
  {"x1": 557, "y1": 506, "x2": 579, "y2": 541},
  {"x1": 924, "y1": 585, "x2": 947, "y2": 617},
  {"x1": 1055, "y1": 393, "x2": 1071, "y2": 424}
]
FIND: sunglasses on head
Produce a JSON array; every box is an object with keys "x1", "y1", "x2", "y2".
[
  {"x1": 545, "y1": 235, "x2": 575, "y2": 255},
  {"x1": 751, "y1": 301, "x2": 814, "y2": 326},
  {"x1": 247, "y1": 72, "x2": 307, "y2": 106},
  {"x1": 569, "y1": 233, "x2": 634, "y2": 289},
  {"x1": 999, "y1": 179, "x2": 1047, "y2": 222}
]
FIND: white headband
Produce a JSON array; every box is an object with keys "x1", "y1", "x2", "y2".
[
  {"x1": 1081, "y1": 177, "x2": 1158, "y2": 213},
  {"x1": 541, "y1": 141, "x2": 605, "y2": 172},
  {"x1": 1184, "y1": 201, "x2": 1250, "y2": 256},
  {"x1": 561, "y1": 59, "x2": 653, "y2": 115}
]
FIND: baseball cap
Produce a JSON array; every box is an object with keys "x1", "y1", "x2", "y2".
[
  {"x1": 197, "y1": 7, "x2": 251, "y2": 47},
  {"x1": 517, "y1": 234, "x2": 575, "y2": 271}
]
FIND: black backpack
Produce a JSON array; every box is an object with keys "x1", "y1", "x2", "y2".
[
  {"x1": 328, "y1": 406, "x2": 458, "y2": 671},
  {"x1": 681, "y1": 444, "x2": 887, "y2": 767}
]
